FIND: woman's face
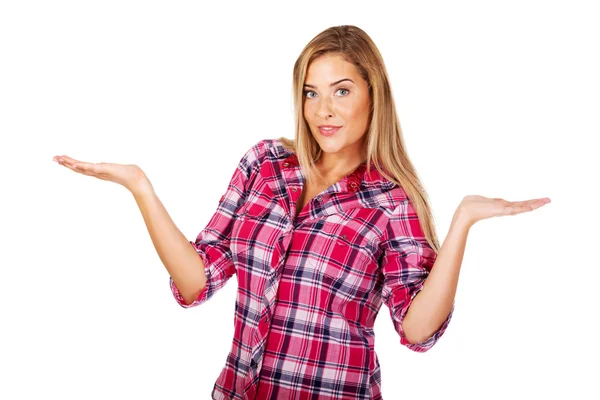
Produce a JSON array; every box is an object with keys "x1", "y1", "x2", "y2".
[{"x1": 303, "y1": 53, "x2": 371, "y2": 162}]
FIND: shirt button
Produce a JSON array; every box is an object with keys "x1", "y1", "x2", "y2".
[
  {"x1": 341, "y1": 233, "x2": 347, "y2": 240},
  {"x1": 316, "y1": 195, "x2": 322, "y2": 201},
  {"x1": 291, "y1": 187, "x2": 297, "y2": 192},
  {"x1": 350, "y1": 182, "x2": 358, "y2": 188},
  {"x1": 283, "y1": 162, "x2": 289, "y2": 167}
]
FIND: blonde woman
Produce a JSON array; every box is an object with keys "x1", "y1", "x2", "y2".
[{"x1": 53, "y1": 25, "x2": 550, "y2": 399}]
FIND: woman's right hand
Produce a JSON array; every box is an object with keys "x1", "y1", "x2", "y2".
[{"x1": 53, "y1": 155, "x2": 153, "y2": 195}]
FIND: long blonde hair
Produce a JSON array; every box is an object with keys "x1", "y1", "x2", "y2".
[{"x1": 278, "y1": 25, "x2": 441, "y2": 252}]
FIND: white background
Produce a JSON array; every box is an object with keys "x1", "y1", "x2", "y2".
[{"x1": 1, "y1": 0, "x2": 598, "y2": 399}]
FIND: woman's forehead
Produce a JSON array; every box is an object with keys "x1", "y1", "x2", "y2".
[{"x1": 305, "y1": 55, "x2": 360, "y2": 85}]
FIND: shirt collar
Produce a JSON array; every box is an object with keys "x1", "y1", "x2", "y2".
[{"x1": 281, "y1": 153, "x2": 394, "y2": 193}]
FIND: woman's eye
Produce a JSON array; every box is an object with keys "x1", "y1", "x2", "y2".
[{"x1": 303, "y1": 89, "x2": 348, "y2": 98}]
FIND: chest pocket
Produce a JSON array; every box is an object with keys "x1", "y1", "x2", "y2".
[
  {"x1": 317, "y1": 216, "x2": 380, "y2": 282},
  {"x1": 230, "y1": 198, "x2": 284, "y2": 261}
]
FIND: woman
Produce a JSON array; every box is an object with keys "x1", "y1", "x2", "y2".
[{"x1": 53, "y1": 25, "x2": 550, "y2": 399}]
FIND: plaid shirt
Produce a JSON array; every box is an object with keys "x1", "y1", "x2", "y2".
[{"x1": 170, "y1": 138, "x2": 454, "y2": 399}]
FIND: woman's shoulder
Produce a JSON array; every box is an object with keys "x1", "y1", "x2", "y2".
[{"x1": 242, "y1": 137, "x2": 295, "y2": 166}]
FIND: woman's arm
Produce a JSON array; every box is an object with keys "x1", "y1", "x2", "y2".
[
  {"x1": 401, "y1": 208, "x2": 468, "y2": 344},
  {"x1": 401, "y1": 195, "x2": 550, "y2": 343},
  {"x1": 54, "y1": 139, "x2": 273, "y2": 307},
  {"x1": 131, "y1": 182, "x2": 206, "y2": 305}
]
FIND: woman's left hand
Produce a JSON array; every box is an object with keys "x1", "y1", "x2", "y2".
[{"x1": 458, "y1": 195, "x2": 551, "y2": 228}]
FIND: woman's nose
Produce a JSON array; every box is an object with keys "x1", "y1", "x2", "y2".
[{"x1": 317, "y1": 99, "x2": 334, "y2": 118}]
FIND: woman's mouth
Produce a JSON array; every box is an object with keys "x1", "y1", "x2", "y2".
[{"x1": 318, "y1": 126, "x2": 342, "y2": 136}]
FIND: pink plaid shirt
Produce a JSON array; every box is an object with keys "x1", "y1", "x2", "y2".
[{"x1": 170, "y1": 138, "x2": 454, "y2": 399}]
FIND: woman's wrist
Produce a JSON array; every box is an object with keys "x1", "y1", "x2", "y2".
[
  {"x1": 128, "y1": 170, "x2": 155, "y2": 199},
  {"x1": 452, "y1": 202, "x2": 474, "y2": 230}
]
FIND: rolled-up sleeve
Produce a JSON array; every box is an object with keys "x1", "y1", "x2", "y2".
[
  {"x1": 379, "y1": 196, "x2": 454, "y2": 352},
  {"x1": 170, "y1": 139, "x2": 268, "y2": 308}
]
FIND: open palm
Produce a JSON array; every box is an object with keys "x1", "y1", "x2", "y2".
[
  {"x1": 459, "y1": 194, "x2": 551, "y2": 227},
  {"x1": 53, "y1": 155, "x2": 150, "y2": 194}
]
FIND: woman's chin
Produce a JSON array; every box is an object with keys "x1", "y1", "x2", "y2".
[{"x1": 318, "y1": 143, "x2": 345, "y2": 155}]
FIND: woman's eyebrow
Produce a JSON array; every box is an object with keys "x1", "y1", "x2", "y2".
[{"x1": 303, "y1": 78, "x2": 354, "y2": 88}]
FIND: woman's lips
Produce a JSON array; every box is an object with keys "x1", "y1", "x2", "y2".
[{"x1": 318, "y1": 126, "x2": 342, "y2": 136}]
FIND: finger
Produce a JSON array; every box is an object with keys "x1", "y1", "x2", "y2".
[
  {"x1": 504, "y1": 205, "x2": 534, "y2": 215},
  {"x1": 59, "y1": 160, "x2": 86, "y2": 174},
  {"x1": 58, "y1": 155, "x2": 86, "y2": 166},
  {"x1": 55, "y1": 155, "x2": 83, "y2": 170},
  {"x1": 55, "y1": 156, "x2": 102, "y2": 175},
  {"x1": 507, "y1": 198, "x2": 548, "y2": 208},
  {"x1": 525, "y1": 201, "x2": 549, "y2": 211},
  {"x1": 492, "y1": 198, "x2": 512, "y2": 206},
  {"x1": 73, "y1": 161, "x2": 109, "y2": 175},
  {"x1": 506, "y1": 201, "x2": 546, "y2": 215},
  {"x1": 510, "y1": 206, "x2": 532, "y2": 215},
  {"x1": 72, "y1": 162, "x2": 93, "y2": 173},
  {"x1": 56, "y1": 158, "x2": 95, "y2": 175},
  {"x1": 526, "y1": 198, "x2": 550, "y2": 206}
]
